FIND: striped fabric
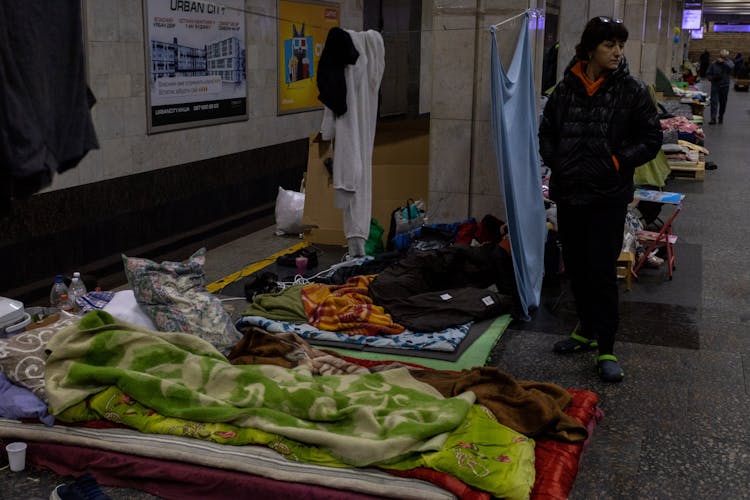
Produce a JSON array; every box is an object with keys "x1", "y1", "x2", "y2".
[
  {"x1": 301, "y1": 275, "x2": 405, "y2": 336},
  {"x1": 0, "y1": 418, "x2": 455, "y2": 499}
]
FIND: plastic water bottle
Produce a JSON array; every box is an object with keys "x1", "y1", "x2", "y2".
[
  {"x1": 50, "y1": 274, "x2": 69, "y2": 309},
  {"x1": 68, "y1": 272, "x2": 88, "y2": 311}
]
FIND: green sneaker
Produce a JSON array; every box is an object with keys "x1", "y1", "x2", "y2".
[
  {"x1": 553, "y1": 330, "x2": 598, "y2": 353},
  {"x1": 597, "y1": 354, "x2": 624, "y2": 383}
]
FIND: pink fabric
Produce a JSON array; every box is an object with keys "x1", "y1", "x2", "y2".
[
  {"x1": 24, "y1": 442, "x2": 383, "y2": 500},
  {"x1": 659, "y1": 116, "x2": 704, "y2": 140},
  {"x1": 660, "y1": 116, "x2": 699, "y2": 133}
]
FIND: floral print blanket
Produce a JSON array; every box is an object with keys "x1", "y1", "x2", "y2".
[
  {"x1": 73, "y1": 386, "x2": 535, "y2": 499},
  {"x1": 237, "y1": 316, "x2": 472, "y2": 352}
]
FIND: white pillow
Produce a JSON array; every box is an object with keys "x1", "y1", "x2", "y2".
[{"x1": 102, "y1": 290, "x2": 157, "y2": 330}]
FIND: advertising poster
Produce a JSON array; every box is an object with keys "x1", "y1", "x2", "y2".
[
  {"x1": 278, "y1": 0, "x2": 340, "y2": 114},
  {"x1": 144, "y1": 0, "x2": 247, "y2": 132}
]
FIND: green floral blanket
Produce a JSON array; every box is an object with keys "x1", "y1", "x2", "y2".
[{"x1": 45, "y1": 311, "x2": 474, "y2": 466}]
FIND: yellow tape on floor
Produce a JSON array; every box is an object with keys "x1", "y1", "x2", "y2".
[{"x1": 206, "y1": 241, "x2": 310, "y2": 293}]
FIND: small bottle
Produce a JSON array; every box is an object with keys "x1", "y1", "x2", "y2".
[
  {"x1": 50, "y1": 274, "x2": 69, "y2": 309},
  {"x1": 68, "y1": 272, "x2": 88, "y2": 312}
]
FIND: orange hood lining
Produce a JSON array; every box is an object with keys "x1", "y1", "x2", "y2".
[{"x1": 571, "y1": 61, "x2": 606, "y2": 96}]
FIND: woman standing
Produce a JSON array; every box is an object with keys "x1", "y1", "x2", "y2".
[{"x1": 538, "y1": 16, "x2": 662, "y2": 382}]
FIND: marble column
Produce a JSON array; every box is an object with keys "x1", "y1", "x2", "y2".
[
  {"x1": 556, "y1": 1, "x2": 589, "y2": 82},
  {"x1": 427, "y1": 0, "x2": 478, "y2": 221},
  {"x1": 623, "y1": 0, "x2": 646, "y2": 80},
  {"x1": 665, "y1": 0, "x2": 683, "y2": 74},
  {"x1": 427, "y1": 0, "x2": 545, "y2": 223},
  {"x1": 640, "y1": 0, "x2": 662, "y2": 85}
]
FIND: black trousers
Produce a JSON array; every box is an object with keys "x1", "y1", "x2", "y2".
[
  {"x1": 710, "y1": 84, "x2": 730, "y2": 120},
  {"x1": 557, "y1": 202, "x2": 627, "y2": 355}
]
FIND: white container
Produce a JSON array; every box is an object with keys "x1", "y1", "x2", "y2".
[
  {"x1": 0, "y1": 297, "x2": 30, "y2": 336},
  {"x1": 5, "y1": 442, "x2": 27, "y2": 472},
  {"x1": 68, "y1": 272, "x2": 88, "y2": 311}
]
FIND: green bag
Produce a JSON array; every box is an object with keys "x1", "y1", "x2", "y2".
[{"x1": 365, "y1": 218, "x2": 385, "y2": 256}]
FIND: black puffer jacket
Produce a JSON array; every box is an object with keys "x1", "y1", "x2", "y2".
[{"x1": 539, "y1": 57, "x2": 662, "y2": 206}]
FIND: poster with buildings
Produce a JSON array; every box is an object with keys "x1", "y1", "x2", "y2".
[
  {"x1": 278, "y1": 0, "x2": 340, "y2": 114},
  {"x1": 144, "y1": 0, "x2": 247, "y2": 132}
]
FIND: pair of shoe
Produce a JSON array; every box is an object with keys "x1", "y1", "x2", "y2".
[
  {"x1": 597, "y1": 354, "x2": 625, "y2": 383},
  {"x1": 244, "y1": 271, "x2": 280, "y2": 302},
  {"x1": 708, "y1": 119, "x2": 717, "y2": 125},
  {"x1": 553, "y1": 325, "x2": 624, "y2": 383},
  {"x1": 552, "y1": 329, "x2": 598, "y2": 353},
  {"x1": 50, "y1": 473, "x2": 111, "y2": 500}
]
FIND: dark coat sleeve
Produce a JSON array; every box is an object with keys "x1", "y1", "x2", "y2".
[
  {"x1": 614, "y1": 83, "x2": 662, "y2": 172},
  {"x1": 538, "y1": 88, "x2": 561, "y2": 171}
]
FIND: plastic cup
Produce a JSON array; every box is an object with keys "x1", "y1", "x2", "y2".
[
  {"x1": 295, "y1": 256, "x2": 308, "y2": 275},
  {"x1": 5, "y1": 442, "x2": 27, "y2": 472}
]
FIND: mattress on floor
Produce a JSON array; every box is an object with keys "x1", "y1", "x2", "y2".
[
  {"x1": 0, "y1": 388, "x2": 602, "y2": 500},
  {"x1": 237, "y1": 314, "x2": 511, "y2": 366},
  {"x1": 0, "y1": 418, "x2": 455, "y2": 500}
]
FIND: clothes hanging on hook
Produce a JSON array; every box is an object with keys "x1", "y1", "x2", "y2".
[
  {"x1": 317, "y1": 28, "x2": 360, "y2": 117},
  {"x1": 488, "y1": 13, "x2": 547, "y2": 319},
  {"x1": 320, "y1": 30, "x2": 385, "y2": 258}
]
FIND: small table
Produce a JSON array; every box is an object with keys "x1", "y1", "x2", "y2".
[
  {"x1": 617, "y1": 251, "x2": 635, "y2": 291},
  {"x1": 632, "y1": 189, "x2": 685, "y2": 280}
]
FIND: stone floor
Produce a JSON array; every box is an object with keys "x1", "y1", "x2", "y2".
[{"x1": 3, "y1": 87, "x2": 749, "y2": 499}]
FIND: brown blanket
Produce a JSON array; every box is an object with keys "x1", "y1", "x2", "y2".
[
  {"x1": 411, "y1": 367, "x2": 588, "y2": 443},
  {"x1": 227, "y1": 325, "x2": 369, "y2": 376}
]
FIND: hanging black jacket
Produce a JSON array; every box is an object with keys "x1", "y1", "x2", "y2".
[
  {"x1": 317, "y1": 27, "x2": 359, "y2": 116},
  {"x1": 0, "y1": 1, "x2": 99, "y2": 212},
  {"x1": 538, "y1": 57, "x2": 662, "y2": 206}
]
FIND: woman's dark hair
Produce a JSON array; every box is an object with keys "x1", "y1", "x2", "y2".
[{"x1": 575, "y1": 16, "x2": 629, "y2": 60}]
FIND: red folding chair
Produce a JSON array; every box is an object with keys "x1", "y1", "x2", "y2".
[{"x1": 631, "y1": 189, "x2": 685, "y2": 280}]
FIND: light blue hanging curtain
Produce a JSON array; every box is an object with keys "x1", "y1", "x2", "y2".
[{"x1": 489, "y1": 16, "x2": 546, "y2": 319}]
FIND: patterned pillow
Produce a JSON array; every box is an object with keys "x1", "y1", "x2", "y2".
[
  {"x1": 0, "y1": 314, "x2": 77, "y2": 403},
  {"x1": 122, "y1": 248, "x2": 241, "y2": 353}
]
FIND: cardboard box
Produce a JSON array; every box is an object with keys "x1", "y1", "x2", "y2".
[
  {"x1": 302, "y1": 122, "x2": 429, "y2": 246},
  {"x1": 302, "y1": 133, "x2": 348, "y2": 246}
]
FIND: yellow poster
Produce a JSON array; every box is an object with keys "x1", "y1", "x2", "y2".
[{"x1": 278, "y1": 0, "x2": 340, "y2": 114}]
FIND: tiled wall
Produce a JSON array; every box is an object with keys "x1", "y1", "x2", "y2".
[
  {"x1": 688, "y1": 32, "x2": 750, "y2": 62},
  {"x1": 47, "y1": 0, "x2": 362, "y2": 192}
]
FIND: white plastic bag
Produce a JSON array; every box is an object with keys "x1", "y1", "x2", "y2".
[{"x1": 275, "y1": 186, "x2": 305, "y2": 235}]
